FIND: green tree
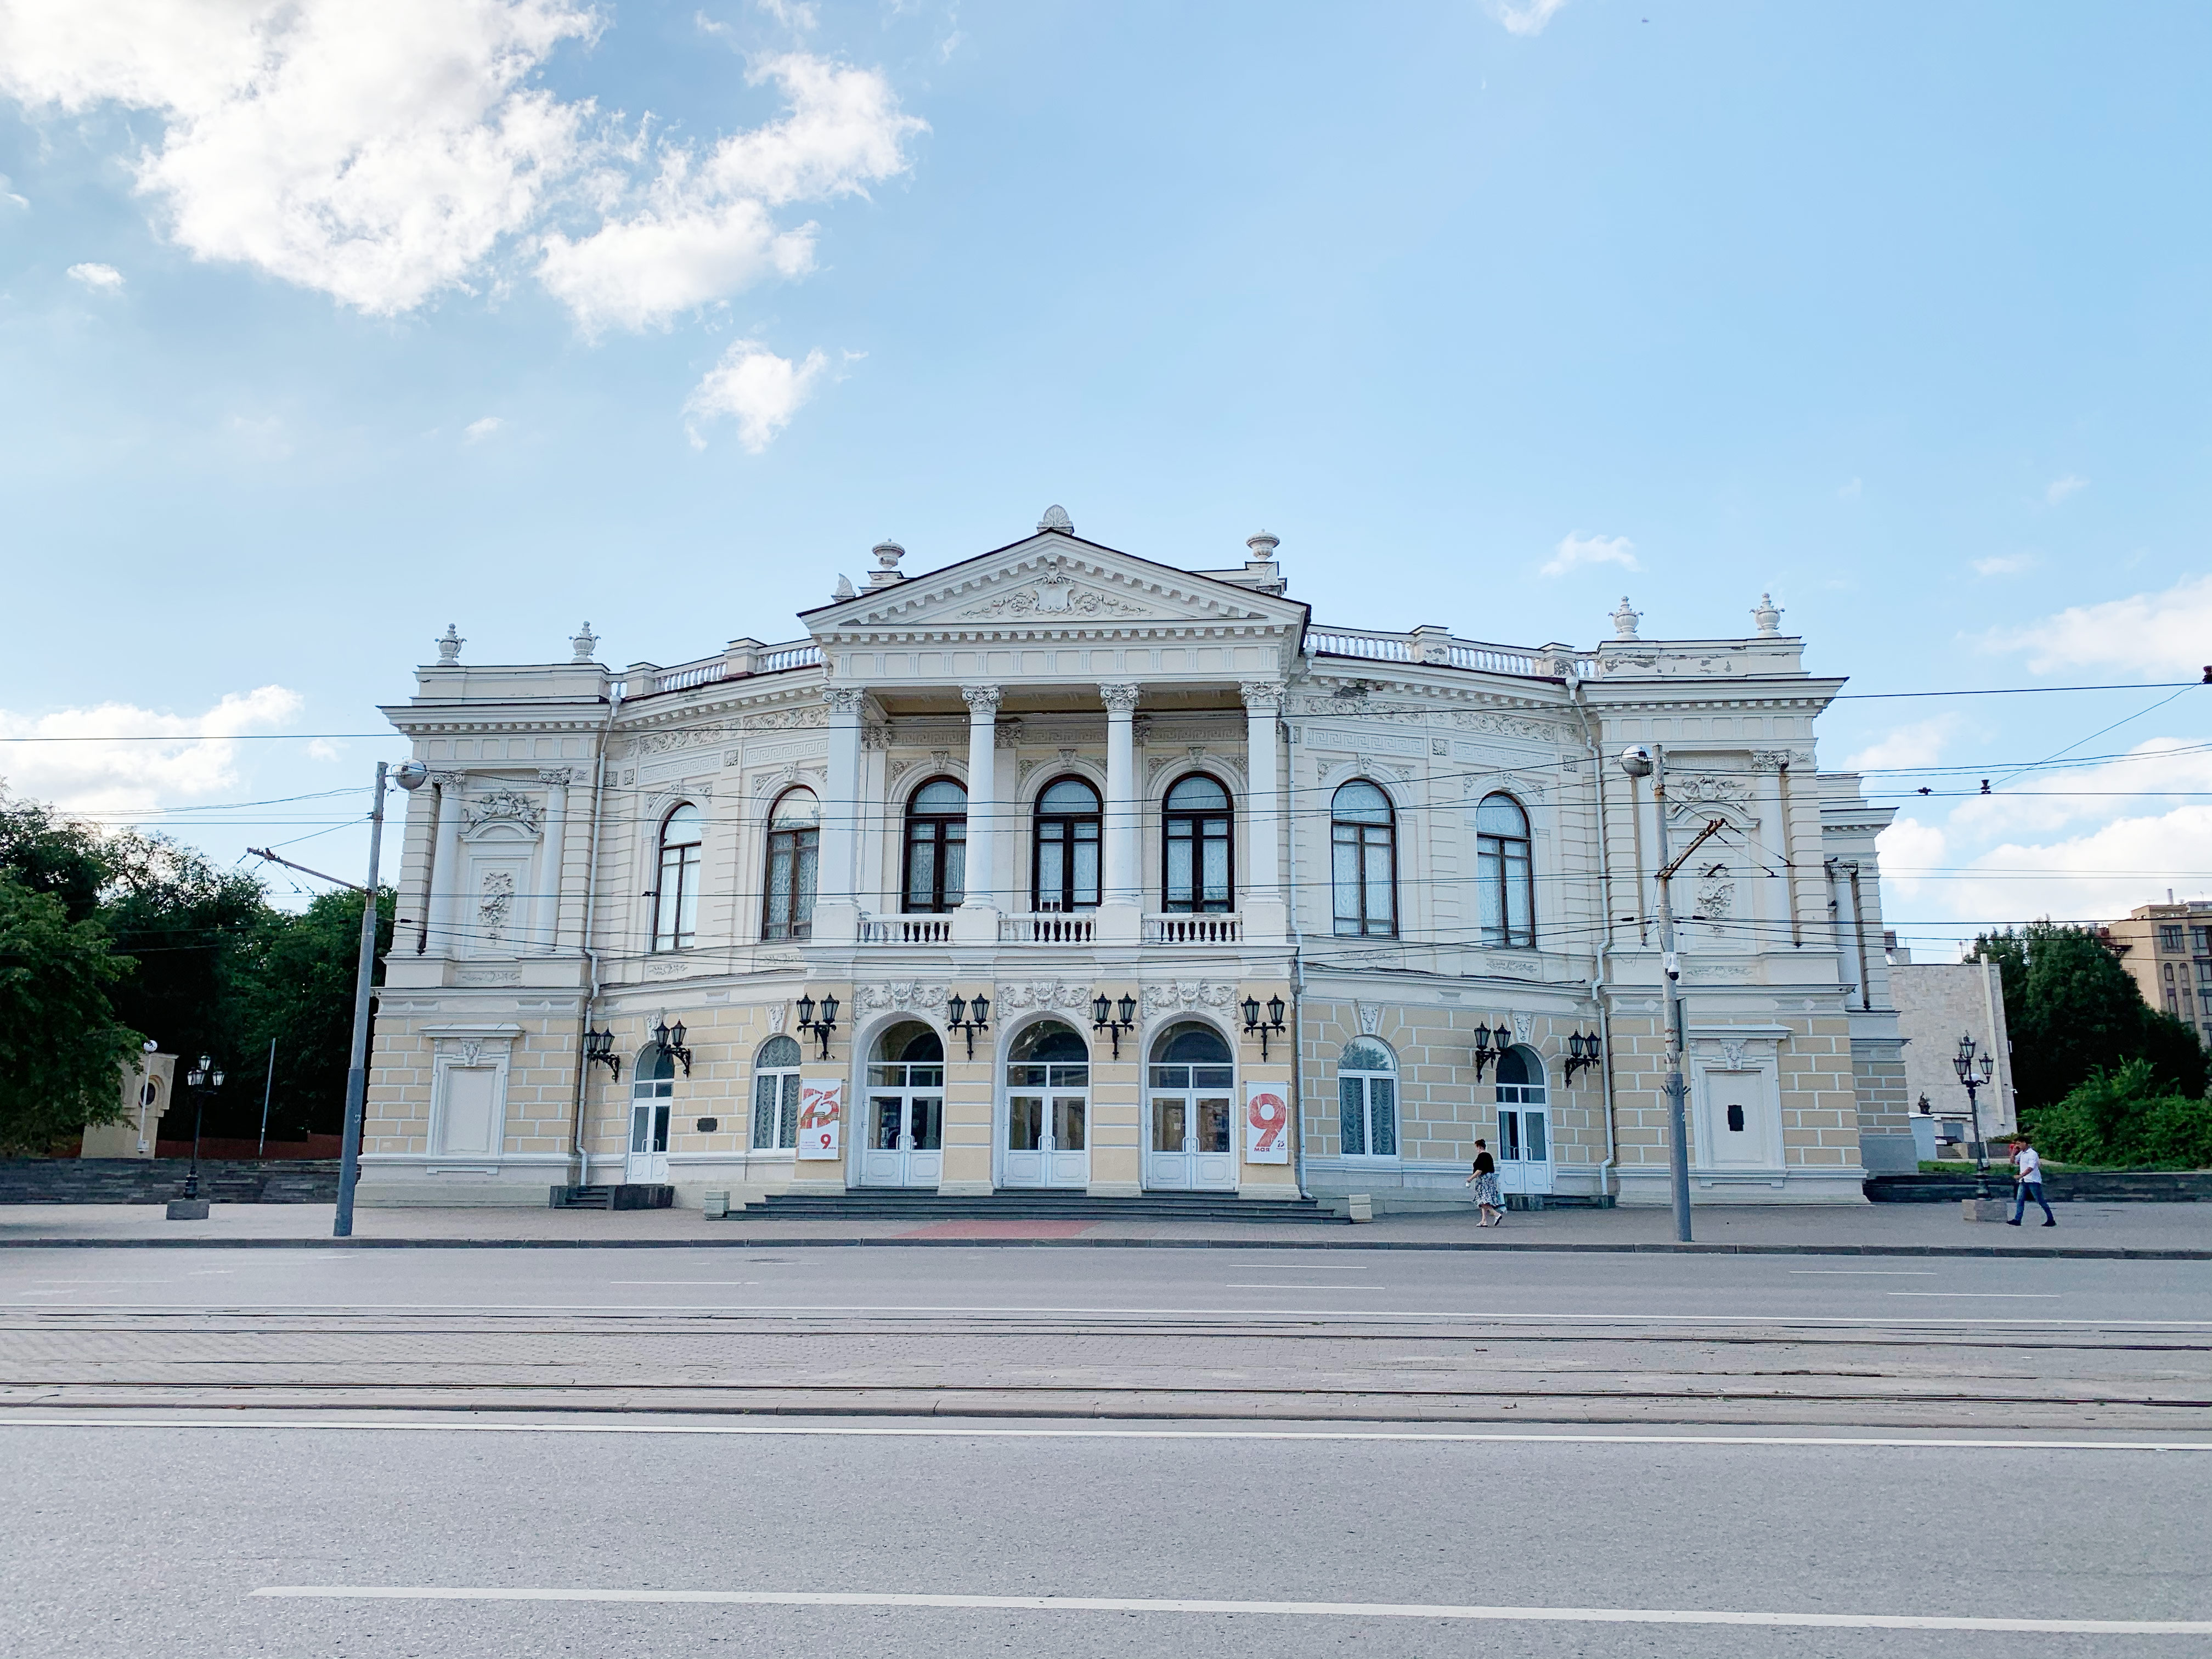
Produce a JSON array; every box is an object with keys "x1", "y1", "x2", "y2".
[
  {"x1": 1971, "y1": 921, "x2": 2207, "y2": 1111},
  {"x1": 233, "y1": 887, "x2": 396, "y2": 1139},
  {"x1": 0, "y1": 879, "x2": 144, "y2": 1152},
  {"x1": 100, "y1": 839, "x2": 268, "y2": 1137},
  {"x1": 0, "y1": 791, "x2": 116, "y2": 924},
  {"x1": 2028, "y1": 1058, "x2": 2212, "y2": 1169}
]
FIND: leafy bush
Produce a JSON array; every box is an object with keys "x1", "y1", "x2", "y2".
[{"x1": 2024, "y1": 1059, "x2": 2212, "y2": 1169}]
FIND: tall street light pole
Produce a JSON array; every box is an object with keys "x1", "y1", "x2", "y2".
[
  {"x1": 1953, "y1": 1032, "x2": 1996, "y2": 1202},
  {"x1": 333, "y1": 760, "x2": 427, "y2": 1239}
]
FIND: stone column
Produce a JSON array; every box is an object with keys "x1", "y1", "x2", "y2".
[
  {"x1": 1098, "y1": 684, "x2": 1142, "y2": 944},
  {"x1": 812, "y1": 687, "x2": 866, "y2": 945},
  {"x1": 953, "y1": 684, "x2": 1002, "y2": 943},
  {"x1": 1240, "y1": 680, "x2": 1288, "y2": 941},
  {"x1": 533, "y1": 770, "x2": 570, "y2": 955},
  {"x1": 428, "y1": 771, "x2": 467, "y2": 958}
]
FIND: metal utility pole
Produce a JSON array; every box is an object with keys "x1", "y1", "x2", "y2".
[
  {"x1": 257, "y1": 1038, "x2": 276, "y2": 1159},
  {"x1": 1621, "y1": 744, "x2": 1727, "y2": 1244},
  {"x1": 331, "y1": 760, "x2": 427, "y2": 1239}
]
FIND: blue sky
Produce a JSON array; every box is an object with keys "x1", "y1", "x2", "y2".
[{"x1": 2, "y1": 0, "x2": 2208, "y2": 948}]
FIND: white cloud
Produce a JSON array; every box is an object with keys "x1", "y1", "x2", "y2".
[
  {"x1": 1837, "y1": 476, "x2": 1863, "y2": 501},
  {"x1": 66, "y1": 260, "x2": 123, "y2": 289},
  {"x1": 0, "y1": 685, "x2": 303, "y2": 814},
  {"x1": 537, "y1": 53, "x2": 923, "y2": 334},
  {"x1": 755, "y1": 0, "x2": 818, "y2": 29},
  {"x1": 1972, "y1": 553, "x2": 2035, "y2": 577},
  {"x1": 0, "y1": 172, "x2": 27, "y2": 207},
  {"x1": 1539, "y1": 531, "x2": 1638, "y2": 578},
  {"x1": 464, "y1": 415, "x2": 505, "y2": 442},
  {"x1": 1486, "y1": 0, "x2": 1570, "y2": 35},
  {"x1": 684, "y1": 338, "x2": 827, "y2": 451},
  {"x1": 1847, "y1": 715, "x2": 1957, "y2": 773},
  {"x1": 0, "y1": 0, "x2": 599, "y2": 317},
  {"x1": 1980, "y1": 573, "x2": 2212, "y2": 677},
  {"x1": 2044, "y1": 473, "x2": 2089, "y2": 506}
]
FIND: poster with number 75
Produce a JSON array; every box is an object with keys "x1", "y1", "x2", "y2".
[{"x1": 1244, "y1": 1084, "x2": 1291, "y2": 1163}]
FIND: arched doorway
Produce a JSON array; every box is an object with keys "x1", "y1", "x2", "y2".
[
  {"x1": 861, "y1": 1022, "x2": 945, "y2": 1188},
  {"x1": 1147, "y1": 1020, "x2": 1235, "y2": 1191},
  {"x1": 1002, "y1": 1019, "x2": 1088, "y2": 1189},
  {"x1": 1495, "y1": 1044, "x2": 1553, "y2": 1198},
  {"x1": 627, "y1": 1049, "x2": 674, "y2": 1183}
]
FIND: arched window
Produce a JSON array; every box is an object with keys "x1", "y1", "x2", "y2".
[
  {"x1": 1162, "y1": 773, "x2": 1233, "y2": 913},
  {"x1": 1330, "y1": 780, "x2": 1397, "y2": 938},
  {"x1": 761, "y1": 787, "x2": 820, "y2": 941},
  {"x1": 1032, "y1": 776, "x2": 1102, "y2": 912},
  {"x1": 751, "y1": 1034, "x2": 803, "y2": 1151},
  {"x1": 1339, "y1": 1037, "x2": 1397, "y2": 1158},
  {"x1": 903, "y1": 778, "x2": 968, "y2": 913},
  {"x1": 652, "y1": 804, "x2": 703, "y2": 952},
  {"x1": 1475, "y1": 793, "x2": 1534, "y2": 948}
]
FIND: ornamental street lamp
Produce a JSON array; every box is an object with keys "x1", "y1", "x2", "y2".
[
  {"x1": 182, "y1": 1054, "x2": 225, "y2": 1200},
  {"x1": 795, "y1": 992, "x2": 839, "y2": 1060},
  {"x1": 1240, "y1": 992, "x2": 1287, "y2": 1062},
  {"x1": 652, "y1": 1015, "x2": 693, "y2": 1079},
  {"x1": 1090, "y1": 991, "x2": 1136, "y2": 1058},
  {"x1": 1470, "y1": 1022, "x2": 1502, "y2": 1078},
  {"x1": 1562, "y1": 1029, "x2": 1604, "y2": 1085},
  {"x1": 947, "y1": 992, "x2": 992, "y2": 1059},
  {"x1": 584, "y1": 1028, "x2": 622, "y2": 1081},
  {"x1": 1953, "y1": 1032, "x2": 1997, "y2": 1200}
]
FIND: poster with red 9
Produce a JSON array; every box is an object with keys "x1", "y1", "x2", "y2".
[
  {"x1": 797, "y1": 1079, "x2": 843, "y2": 1159},
  {"x1": 1244, "y1": 1083, "x2": 1290, "y2": 1163}
]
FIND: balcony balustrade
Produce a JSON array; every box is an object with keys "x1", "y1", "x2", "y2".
[
  {"x1": 1146, "y1": 913, "x2": 1243, "y2": 945},
  {"x1": 1000, "y1": 912, "x2": 1098, "y2": 944},
  {"x1": 858, "y1": 915, "x2": 954, "y2": 945}
]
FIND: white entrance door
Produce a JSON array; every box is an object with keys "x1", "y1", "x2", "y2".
[
  {"x1": 860, "y1": 1059, "x2": 945, "y2": 1188},
  {"x1": 1496, "y1": 1105, "x2": 1553, "y2": 1197},
  {"x1": 1147, "y1": 1022, "x2": 1238, "y2": 1191},
  {"x1": 1002, "y1": 1019, "x2": 1091, "y2": 1189},
  {"x1": 626, "y1": 1101, "x2": 670, "y2": 1184}
]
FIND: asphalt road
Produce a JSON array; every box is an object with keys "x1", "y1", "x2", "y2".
[
  {"x1": 5, "y1": 1242, "x2": 2210, "y2": 1323},
  {"x1": 8, "y1": 1414, "x2": 2211, "y2": 1658}
]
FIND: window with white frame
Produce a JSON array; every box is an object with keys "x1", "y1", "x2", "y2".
[
  {"x1": 1338, "y1": 1036, "x2": 1398, "y2": 1158},
  {"x1": 652, "y1": 804, "x2": 703, "y2": 952},
  {"x1": 761, "y1": 788, "x2": 820, "y2": 941},
  {"x1": 1475, "y1": 793, "x2": 1534, "y2": 948},
  {"x1": 1330, "y1": 780, "x2": 1397, "y2": 938},
  {"x1": 751, "y1": 1034, "x2": 803, "y2": 1151}
]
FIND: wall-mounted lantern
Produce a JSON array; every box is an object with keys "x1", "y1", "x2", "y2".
[
  {"x1": 651, "y1": 1014, "x2": 692, "y2": 1079},
  {"x1": 795, "y1": 992, "x2": 839, "y2": 1061},
  {"x1": 1471, "y1": 1022, "x2": 1504, "y2": 1079},
  {"x1": 1240, "y1": 992, "x2": 1287, "y2": 1063},
  {"x1": 584, "y1": 1028, "x2": 622, "y2": 1082},
  {"x1": 947, "y1": 991, "x2": 992, "y2": 1059},
  {"x1": 1562, "y1": 1029, "x2": 1604, "y2": 1085},
  {"x1": 1091, "y1": 991, "x2": 1137, "y2": 1058}
]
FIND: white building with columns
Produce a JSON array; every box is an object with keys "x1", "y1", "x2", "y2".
[{"x1": 360, "y1": 507, "x2": 1910, "y2": 1210}]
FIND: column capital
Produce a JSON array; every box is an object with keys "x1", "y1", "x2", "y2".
[
  {"x1": 1239, "y1": 679, "x2": 1287, "y2": 713},
  {"x1": 824, "y1": 685, "x2": 869, "y2": 716},
  {"x1": 1099, "y1": 682, "x2": 1142, "y2": 716},
  {"x1": 960, "y1": 683, "x2": 1003, "y2": 718}
]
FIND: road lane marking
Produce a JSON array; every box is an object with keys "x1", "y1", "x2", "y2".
[
  {"x1": 245, "y1": 1585, "x2": 2212, "y2": 1633},
  {"x1": 1889, "y1": 1293, "x2": 2061, "y2": 1299},
  {"x1": 1790, "y1": 1271, "x2": 1936, "y2": 1277},
  {"x1": 606, "y1": 1282, "x2": 760, "y2": 1287},
  {"x1": 8, "y1": 1309, "x2": 2203, "y2": 1336},
  {"x1": 12, "y1": 1419, "x2": 2212, "y2": 1452}
]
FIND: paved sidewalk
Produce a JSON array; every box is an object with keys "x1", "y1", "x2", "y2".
[{"x1": 2, "y1": 1199, "x2": 2207, "y2": 1256}]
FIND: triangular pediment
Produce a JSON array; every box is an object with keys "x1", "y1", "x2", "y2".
[{"x1": 803, "y1": 532, "x2": 1306, "y2": 638}]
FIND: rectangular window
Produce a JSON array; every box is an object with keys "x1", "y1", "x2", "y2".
[
  {"x1": 763, "y1": 827, "x2": 818, "y2": 941},
  {"x1": 2160, "y1": 925, "x2": 2186, "y2": 951},
  {"x1": 752, "y1": 1071, "x2": 800, "y2": 1150},
  {"x1": 653, "y1": 843, "x2": 699, "y2": 951},
  {"x1": 1338, "y1": 1075, "x2": 1365, "y2": 1157},
  {"x1": 2198, "y1": 961, "x2": 2212, "y2": 985},
  {"x1": 2194, "y1": 927, "x2": 2212, "y2": 955}
]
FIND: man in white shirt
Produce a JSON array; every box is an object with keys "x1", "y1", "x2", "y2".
[{"x1": 2006, "y1": 1135, "x2": 2056, "y2": 1227}]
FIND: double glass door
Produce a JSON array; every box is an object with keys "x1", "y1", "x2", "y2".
[
  {"x1": 1147, "y1": 1064, "x2": 1235, "y2": 1190},
  {"x1": 627, "y1": 1059, "x2": 673, "y2": 1183},
  {"x1": 1496, "y1": 1104, "x2": 1553, "y2": 1195},
  {"x1": 861, "y1": 1060, "x2": 944, "y2": 1188},
  {"x1": 1005, "y1": 1066, "x2": 1088, "y2": 1188}
]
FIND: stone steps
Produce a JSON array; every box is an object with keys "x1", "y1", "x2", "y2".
[{"x1": 746, "y1": 1190, "x2": 1340, "y2": 1223}]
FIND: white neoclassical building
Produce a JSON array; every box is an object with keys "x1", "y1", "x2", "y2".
[{"x1": 361, "y1": 507, "x2": 1910, "y2": 1211}]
